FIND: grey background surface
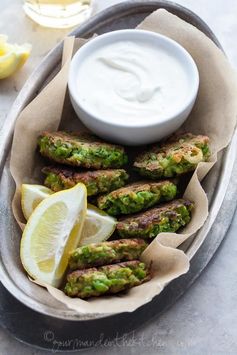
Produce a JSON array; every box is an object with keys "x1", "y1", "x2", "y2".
[{"x1": 1, "y1": 0, "x2": 237, "y2": 354}]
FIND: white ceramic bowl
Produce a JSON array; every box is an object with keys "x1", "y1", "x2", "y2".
[{"x1": 68, "y1": 29, "x2": 199, "y2": 145}]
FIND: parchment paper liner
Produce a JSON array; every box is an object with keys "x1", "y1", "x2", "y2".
[{"x1": 9, "y1": 10, "x2": 237, "y2": 314}]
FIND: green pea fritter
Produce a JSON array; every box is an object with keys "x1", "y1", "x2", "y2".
[
  {"x1": 38, "y1": 131, "x2": 128, "y2": 169},
  {"x1": 42, "y1": 166, "x2": 129, "y2": 196},
  {"x1": 133, "y1": 133, "x2": 210, "y2": 179},
  {"x1": 68, "y1": 239, "x2": 148, "y2": 270},
  {"x1": 64, "y1": 260, "x2": 151, "y2": 298},
  {"x1": 116, "y1": 199, "x2": 194, "y2": 239},
  {"x1": 97, "y1": 180, "x2": 177, "y2": 216}
]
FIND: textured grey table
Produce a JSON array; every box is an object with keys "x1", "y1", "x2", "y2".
[{"x1": 1, "y1": 0, "x2": 237, "y2": 354}]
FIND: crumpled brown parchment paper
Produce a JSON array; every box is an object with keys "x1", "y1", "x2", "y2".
[{"x1": 9, "y1": 9, "x2": 237, "y2": 314}]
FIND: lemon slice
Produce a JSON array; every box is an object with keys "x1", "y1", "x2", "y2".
[
  {"x1": 79, "y1": 203, "x2": 117, "y2": 246},
  {"x1": 21, "y1": 184, "x2": 53, "y2": 220},
  {"x1": 20, "y1": 183, "x2": 87, "y2": 287},
  {"x1": 0, "y1": 35, "x2": 31, "y2": 79}
]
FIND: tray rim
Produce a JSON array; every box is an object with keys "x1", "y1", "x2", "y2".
[{"x1": 0, "y1": 0, "x2": 235, "y2": 322}]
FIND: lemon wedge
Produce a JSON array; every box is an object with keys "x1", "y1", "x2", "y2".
[
  {"x1": 21, "y1": 184, "x2": 53, "y2": 220},
  {"x1": 20, "y1": 183, "x2": 87, "y2": 287},
  {"x1": 0, "y1": 35, "x2": 31, "y2": 79},
  {"x1": 21, "y1": 184, "x2": 116, "y2": 247},
  {"x1": 80, "y1": 204, "x2": 117, "y2": 246}
]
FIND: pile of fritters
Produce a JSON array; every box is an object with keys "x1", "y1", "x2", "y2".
[
  {"x1": 38, "y1": 131, "x2": 210, "y2": 240},
  {"x1": 64, "y1": 239, "x2": 150, "y2": 298},
  {"x1": 37, "y1": 131, "x2": 210, "y2": 298}
]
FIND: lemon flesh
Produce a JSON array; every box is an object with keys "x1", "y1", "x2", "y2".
[
  {"x1": 21, "y1": 184, "x2": 53, "y2": 220},
  {"x1": 21, "y1": 185, "x2": 117, "y2": 246},
  {"x1": 80, "y1": 204, "x2": 117, "y2": 246},
  {"x1": 0, "y1": 35, "x2": 31, "y2": 79},
  {"x1": 20, "y1": 183, "x2": 87, "y2": 287}
]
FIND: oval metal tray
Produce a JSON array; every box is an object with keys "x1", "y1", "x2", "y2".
[{"x1": 0, "y1": 1, "x2": 237, "y2": 350}]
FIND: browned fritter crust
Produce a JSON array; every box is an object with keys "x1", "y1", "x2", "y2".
[
  {"x1": 38, "y1": 131, "x2": 128, "y2": 169},
  {"x1": 97, "y1": 180, "x2": 177, "y2": 216},
  {"x1": 68, "y1": 238, "x2": 148, "y2": 270},
  {"x1": 42, "y1": 165, "x2": 129, "y2": 195},
  {"x1": 116, "y1": 199, "x2": 194, "y2": 239},
  {"x1": 99, "y1": 180, "x2": 172, "y2": 198},
  {"x1": 64, "y1": 260, "x2": 151, "y2": 298},
  {"x1": 133, "y1": 133, "x2": 210, "y2": 179}
]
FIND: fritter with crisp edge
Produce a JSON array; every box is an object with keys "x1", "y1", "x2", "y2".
[
  {"x1": 69, "y1": 239, "x2": 148, "y2": 270},
  {"x1": 97, "y1": 180, "x2": 177, "y2": 216},
  {"x1": 38, "y1": 131, "x2": 128, "y2": 169},
  {"x1": 116, "y1": 199, "x2": 193, "y2": 239},
  {"x1": 64, "y1": 260, "x2": 151, "y2": 298},
  {"x1": 133, "y1": 133, "x2": 210, "y2": 179},
  {"x1": 42, "y1": 166, "x2": 129, "y2": 196}
]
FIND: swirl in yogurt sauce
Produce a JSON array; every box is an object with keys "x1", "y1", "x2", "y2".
[{"x1": 99, "y1": 54, "x2": 161, "y2": 103}]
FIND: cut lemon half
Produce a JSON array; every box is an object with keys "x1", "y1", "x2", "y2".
[
  {"x1": 0, "y1": 35, "x2": 31, "y2": 79},
  {"x1": 20, "y1": 183, "x2": 87, "y2": 287},
  {"x1": 21, "y1": 184, "x2": 53, "y2": 220},
  {"x1": 80, "y1": 203, "x2": 117, "y2": 246}
]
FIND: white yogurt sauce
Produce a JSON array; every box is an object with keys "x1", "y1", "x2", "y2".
[{"x1": 76, "y1": 40, "x2": 189, "y2": 125}]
